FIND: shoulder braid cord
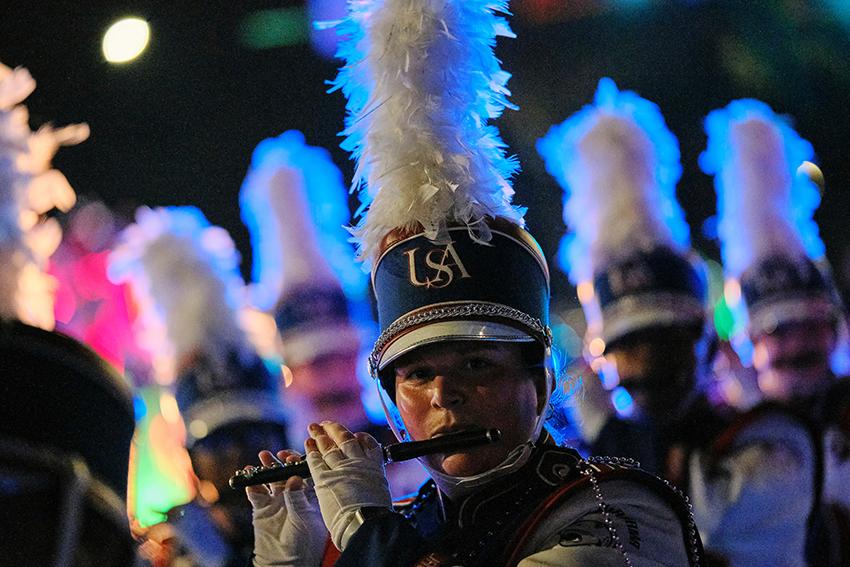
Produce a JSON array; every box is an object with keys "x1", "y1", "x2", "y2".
[{"x1": 500, "y1": 456, "x2": 704, "y2": 567}]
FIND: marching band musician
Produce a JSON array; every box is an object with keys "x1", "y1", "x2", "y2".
[
  {"x1": 0, "y1": 62, "x2": 137, "y2": 566},
  {"x1": 110, "y1": 206, "x2": 291, "y2": 567},
  {"x1": 539, "y1": 80, "x2": 821, "y2": 567},
  {"x1": 238, "y1": 131, "x2": 426, "y2": 498},
  {"x1": 242, "y1": 2, "x2": 703, "y2": 566},
  {"x1": 701, "y1": 99, "x2": 850, "y2": 565}
]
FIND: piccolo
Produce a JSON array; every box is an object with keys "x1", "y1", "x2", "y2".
[{"x1": 229, "y1": 427, "x2": 501, "y2": 489}]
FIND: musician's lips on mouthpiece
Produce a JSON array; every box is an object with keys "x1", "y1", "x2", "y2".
[{"x1": 430, "y1": 425, "x2": 477, "y2": 439}]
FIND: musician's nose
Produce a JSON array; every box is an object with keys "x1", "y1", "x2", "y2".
[{"x1": 431, "y1": 374, "x2": 465, "y2": 409}]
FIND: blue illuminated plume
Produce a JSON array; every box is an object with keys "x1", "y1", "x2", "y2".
[
  {"x1": 537, "y1": 77, "x2": 690, "y2": 287},
  {"x1": 108, "y1": 205, "x2": 249, "y2": 366},
  {"x1": 240, "y1": 130, "x2": 368, "y2": 310},
  {"x1": 700, "y1": 98, "x2": 824, "y2": 279},
  {"x1": 699, "y1": 99, "x2": 831, "y2": 366}
]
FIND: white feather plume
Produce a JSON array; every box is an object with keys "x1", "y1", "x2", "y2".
[
  {"x1": 240, "y1": 130, "x2": 365, "y2": 311},
  {"x1": 700, "y1": 99, "x2": 821, "y2": 279},
  {"x1": 333, "y1": 0, "x2": 524, "y2": 263},
  {"x1": 538, "y1": 78, "x2": 688, "y2": 285},
  {"x1": 109, "y1": 207, "x2": 249, "y2": 367},
  {"x1": 0, "y1": 62, "x2": 87, "y2": 329}
]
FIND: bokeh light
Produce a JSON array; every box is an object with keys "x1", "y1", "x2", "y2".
[{"x1": 103, "y1": 18, "x2": 150, "y2": 63}]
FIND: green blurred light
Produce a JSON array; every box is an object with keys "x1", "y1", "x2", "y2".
[
  {"x1": 713, "y1": 296, "x2": 736, "y2": 342},
  {"x1": 703, "y1": 257, "x2": 726, "y2": 306},
  {"x1": 131, "y1": 386, "x2": 193, "y2": 527},
  {"x1": 240, "y1": 7, "x2": 308, "y2": 50}
]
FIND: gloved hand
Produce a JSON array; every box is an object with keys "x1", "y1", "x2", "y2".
[
  {"x1": 306, "y1": 422, "x2": 393, "y2": 550},
  {"x1": 246, "y1": 449, "x2": 327, "y2": 567}
]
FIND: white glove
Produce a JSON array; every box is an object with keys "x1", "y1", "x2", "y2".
[
  {"x1": 246, "y1": 450, "x2": 327, "y2": 567},
  {"x1": 306, "y1": 422, "x2": 393, "y2": 551}
]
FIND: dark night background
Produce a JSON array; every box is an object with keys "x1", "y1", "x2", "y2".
[{"x1": 4, "y1": 0, "x2": 850, "y2": 308}]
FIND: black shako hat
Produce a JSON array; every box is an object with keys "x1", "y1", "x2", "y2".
[
  {"x1": 369, "y1": 221, "x2": 552, "y2": 375},
  {"x1": 109, "y1": 206, "x2": 289, "y2": 449},
  {"x1": 331, "y1": 1, "x2": 553, "y2": 378},
  {"x1": 239, "y1": 130, "x2": 367, "y2": 368},
  {"x1": 591, "y1": 246, "x2": 707, "y2": 348},
  {"x1": 702, "y1": 99, "x2": 840, "y2": 339},
  {"x1": 538, "y1": 78, "x2": 706, "y2": 354},
  {"x1": 0, "y1": 320, "x2": 135, "y2": 500},
  {"x1": 740, "y1": 254, "x2": 838, "y2": 336},
  {"x1": 175, "y1": 349, "x2": 288, "y2": 449}
]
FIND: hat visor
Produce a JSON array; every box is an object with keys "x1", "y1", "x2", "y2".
[
  {"x1": 749, "y1": 295, "x2": 837, "y2": 337},
  {"x1": 378, "y1": 320, "x2": 535, "y2": 371},
  {"x1": 598, "y1": 293, "x2": 705, "y2": 350}
]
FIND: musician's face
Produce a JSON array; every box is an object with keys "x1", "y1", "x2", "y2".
[
  {"x1": 289, "y1": 352, "x2": 365, "y2": 425},
  {"x1": 753, "y1": 319, "x2": 836, "y2": 401},
  {"x1": 393, "y1": 341, "x2": 544, "y2": 477}
]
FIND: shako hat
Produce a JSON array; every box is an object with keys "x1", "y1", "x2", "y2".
[
  {"x1": 331, "y1": 0, "x2": 552, "y2": 378},
  {"x1": 109, "y1": 206, "x2": 288, "y2": 448},
  {"x1": 240, "y1": 130, "x2": 369, "y2": 367},
  {"x1": 700, "y1": 99, "x2": 838, "y2": 338},
  {"x1": 0, "y1": 63, "x2": 130, "y2": 562},
  {"x1": 538, "y1": 78, "x2": 706, "y2": 354}
]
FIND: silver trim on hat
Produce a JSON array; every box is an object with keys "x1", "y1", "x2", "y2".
[
  {"x1": 183, "y1": 392, "x2": 289, "y2": 448},
  {"x1": 369, "y1": 301, "x2": 552, "y2": 376},
  {"x1": 748, "y1": 294, "x2": 837, "y2": 337}
]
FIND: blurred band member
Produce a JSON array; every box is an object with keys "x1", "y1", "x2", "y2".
[
  {"x1": 239, "y1": 130, "x2": 425, "y2": 496},
  {"x1": 0, "y1": 63, "x2": 136, "y2": 566},
  {"x1": 110, "y1": 206, "x2": 290, "y2": 566},
  {"x1": 703, "y1": 99, "x2": 850, "y2": 565}
]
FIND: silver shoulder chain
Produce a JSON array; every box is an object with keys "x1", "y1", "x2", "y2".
[
  {"x1": 579, "y1": 456, "x2": 701, "y2": 567},
  {"x1": 661, "y1": 478, "x2": 702, "y2": 567},
  {"x1": 578, "y1": 457, "x2": 636, "y2": 567}
]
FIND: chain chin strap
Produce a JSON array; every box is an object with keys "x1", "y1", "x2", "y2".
[{"x1": 579, "y1": 456, "x2": 701, "y2": 567}]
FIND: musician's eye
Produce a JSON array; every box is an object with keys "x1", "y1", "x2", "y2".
[
  {"x1": 399, "y1": 367, "x2": 434, "y2": 382},
  {"x1": 463, "y1": 357, "x2": 492, "y2": 372}
]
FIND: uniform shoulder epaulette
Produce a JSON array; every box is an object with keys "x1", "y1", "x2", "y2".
[{"x1": 504, "y1": 453, "x2": 704, "y2": 567}]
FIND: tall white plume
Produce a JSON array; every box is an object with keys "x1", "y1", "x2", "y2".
[
  {"x1": 240, "y1": 130, "x2": 365, "y2": 311},
  {"x1": 333, "y1": 0, "x2": 524, "y2": 263},
  {"x1": 538, "y1": 78, "x2": 688, "y2": 285},
  {"x1": 109, "y1": 207, "x2": 248, "y2": 368},
  {"x1": 700, "y1": 99, "x2": 821, "y2": 279}
]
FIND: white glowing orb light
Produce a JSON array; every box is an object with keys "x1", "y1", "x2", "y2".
[{"x1": 103, "y1": 18, "x2": 150, "y2": 63}]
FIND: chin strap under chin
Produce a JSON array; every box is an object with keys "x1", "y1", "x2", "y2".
[
  {"x1": 428, "y1": 394, "x2": 554, "y2": 502},
  {"x1": 426, "y1": 439, "x2": 538, "y2": 501}
]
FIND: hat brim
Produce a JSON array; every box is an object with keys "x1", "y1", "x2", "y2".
[
  {"x1": 378, "y1": 320, "x2": 535, "y2": 371},
  {"x1": 281, "y1": 324, "x2": 365, "y2": 367},
  {"x1": 184, "y1": 392, "x2": 289, "y2": 448},
  {"x1": 748, "y1": 295, "x2": 837, "y2": 337},
  {"x1": 597, "y1": 292, "x2": 705, "y2": 350}
]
